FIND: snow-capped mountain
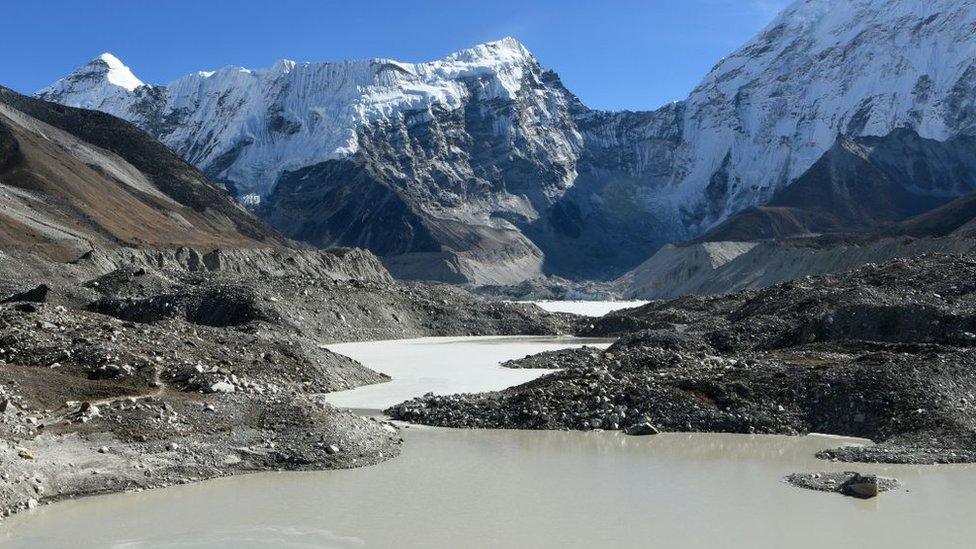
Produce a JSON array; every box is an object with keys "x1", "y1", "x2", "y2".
[
  {"x1": 40, "y1": 53, "x2": 144, "y2": 109},
  {"x1": 39, "y1": 38, "x2": 594, "y2": 282},
  {"x1": 675, "y1": 0, "x2": 976, "y2": 228},
  {"x1": 37, "y1": 0, "x2": 976, "y2": 283},
  {"x1": 39, "y1": 38, "x2": 579, "y2": 201}
]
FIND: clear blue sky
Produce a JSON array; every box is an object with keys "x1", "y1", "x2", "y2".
[{"x1": 5, "y1": 0, "x2": 791, "y2": 111}]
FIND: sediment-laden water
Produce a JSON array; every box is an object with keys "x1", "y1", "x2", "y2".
[
  {"x1": 322, "y1": 336, "x2": 612, "y2": 410},
  {"x1": 3, "y1": 332, "x2": 974, "y2": 549}
]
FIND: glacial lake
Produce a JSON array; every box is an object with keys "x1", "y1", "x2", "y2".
[
  {"x1": 321, "y1": 336, "x2": 613, "y2": 410},
  {"x1": 3, "y1": 334, "x2": 976, "y2": 548},
  {"x1": 524, "y1": 300, "x2": 649, "y2": 317}
]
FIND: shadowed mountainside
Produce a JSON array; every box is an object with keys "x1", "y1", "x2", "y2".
[
  {"x1": 0, "y1": 87, "x2": 285, "y2": 261},
  {"x1": 700, "y1": 130, "x2": 976, "y2": 242}
]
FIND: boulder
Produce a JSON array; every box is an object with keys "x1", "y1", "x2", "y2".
[
  {"x1": 1, "y1": 284, "x2": 50, "y2": 304},
  {"x1": 13, "y1": 303, "x2": 38, "y2": 313},
  {"x1": 208, "y1": 382, "x2": 236, "y2": 394},
  {"x1": 842, "y1": 473, "x2": 880, "y2": 498},
  {"x1": 624, "y1": 422, "x2": 660, "y2": 436}
]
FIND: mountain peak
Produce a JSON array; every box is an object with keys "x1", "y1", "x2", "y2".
[
  {"x1": 446, "y1": 36, "x2": 534, "y2": 64},
  {"x1": 483, "y1": 36, "x2": 528, "y2": 51},
  {"x1": 95, "y1": 52, "x2": 126, "y2": 69},
  {"x1": 86, "y1": 52, "x2": 144, "y2": 91},
  {"x1": 36, "y1": 51, "x2": 145, "y2": 107},
  {"x1": 271, "y1": 58, "x2": 297, "y2": 73}
]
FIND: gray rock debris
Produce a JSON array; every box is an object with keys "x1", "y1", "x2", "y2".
[{"x1": 785, "y1": 472, "x2": 899, "y2": 498}]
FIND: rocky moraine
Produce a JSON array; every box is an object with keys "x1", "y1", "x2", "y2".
[
  {"x1": 0, "y1": 247, "x2": 577, "y2": 518},
  {"x1": 390, "y1": 254, "x2": 976, "y2": 466}
]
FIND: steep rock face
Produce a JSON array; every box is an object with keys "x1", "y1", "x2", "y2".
[{"x1": 38, "y1": 1, "x2": 976, "y2": 281}]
